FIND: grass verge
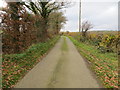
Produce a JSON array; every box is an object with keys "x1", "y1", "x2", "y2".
[
  {"x1": 68, "y1": 36, "x2": 118, "y2": 88},
  {"x1": 2, "y1": 36, "x2": 60, "y2": 88},
  {"x1": 61, "y1": 36, "x2": 68, "y2": 51}
]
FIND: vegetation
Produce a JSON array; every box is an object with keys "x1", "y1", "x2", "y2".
[
  {"x1": 1, "y1": 0, "x2": 67, "y2": 88},
  {"x1": 48, "y1": 12, "x2": 67, "y2": 35},
  {"x1": 68, "y1": 31, "x2": 119, "y2": 88},
  {"x1": 61, "y1": 37, "x2": 68, "y2": 51},
  {"x1": 2, "y1": 36, "x2": 60, "y2": 88},
  {"x1": 86, "y1": 32, "x2": 119, "y2": 53},
  {"x1": 22, "y1": 0, "x2": 67, "y2": 39},
  {"x1": 1, "y1": 0, "x2": 119, "y2": 89},
  {"x1": 1, "y1": 0, "x2": 67, "y2": 54},
  {"x1": 67, "y1": 31, "x2": 120, "y2": 53}
]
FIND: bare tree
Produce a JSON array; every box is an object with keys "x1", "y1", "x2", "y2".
[{"x1": 81, "y1": 21, "x2": 93, "y2": 37}]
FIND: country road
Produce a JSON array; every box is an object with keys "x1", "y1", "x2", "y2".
[{"x1": 15, "y1": 36, "x2": 102, "y2": 88}]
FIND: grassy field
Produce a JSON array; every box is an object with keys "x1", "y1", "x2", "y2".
[
  {"x1": 65, "y1": 31, "x2": 119, "y2": 36},
  {"x1": 68, "y1": 36, "x2": 118, "y2": 88},
  {"x1": 2, "y1": 36, "x2": 60, "y2": 88},
  {"x1": 87, "y1": 31, "x2": 118, "y2": 35}
]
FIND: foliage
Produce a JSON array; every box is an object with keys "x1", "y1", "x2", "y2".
[
  {"x1": 86, "y1": 32, "x2": 120, "y2": 53},
  {"x1": 1, "y1": 3, "x2": 37, "y2": 54},
  {"x1": 98, "y1": 34, "x2": 119, "y2": 53},
  {"x1": 48, "y1": 11, "x2": 67, "y2": 35},
  {"x1": 2, "y1": 36, "x2": 60, "y2": 88},
  {"x1": 1, "y1": 1, "x2": 67, "y2": 54},
  {"x1": 23, "y1": 0, "x2": 67, "y2": 39},
  {"x1": 1, "y1": 0, "x2": 67, "y2": 88},
  {"x1": 68, "y1": 31, "x2": 119, "y2": 53},
  {"x1": 69, "y1": 36, "x2": 118, "y2": 88}
]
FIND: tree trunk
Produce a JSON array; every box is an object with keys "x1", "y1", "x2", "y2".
[{"x1": 41, "y1": 18, "x2": 48, "y2": 41}]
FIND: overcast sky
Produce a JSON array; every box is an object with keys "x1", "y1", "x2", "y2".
[
  {"x1": 0, "y1": 0, "x2": 119, "y2": 32},
  {"x1": 61, "y1": 0, "x2": 119, "y2": 32}
]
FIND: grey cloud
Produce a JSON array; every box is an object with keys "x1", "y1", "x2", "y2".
[{"x1": 62, "y1": 1, "x2": 118, "y2": 32}]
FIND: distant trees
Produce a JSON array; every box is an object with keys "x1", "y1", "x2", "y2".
[
  {"x1": 48, "y1": 11, "x2": 66, "y2": 35},
  {"x1": 1, "y1": 0, "x2": 67, "y2": 54}
]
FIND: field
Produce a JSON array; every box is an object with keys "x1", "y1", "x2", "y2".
[{"x1": 65, "y1": 31, "x2": 118, "y2": 36}]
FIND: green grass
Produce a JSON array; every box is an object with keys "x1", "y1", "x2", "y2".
[
  {"x1": 48, "y1": 52, "x2": 65, "y2": 88},
  {"x1": 61, "y1": 36, "x2": 68, "y2": 51},
  {"x1": 48, "y1": 36, "x2": 68, "y2": 88},
  {"x1": 2, "y1": 36, "x2": 60, "y2": 88},
  {"x1": 68, "y1": 36, "x2": 118, "y2": 88}
]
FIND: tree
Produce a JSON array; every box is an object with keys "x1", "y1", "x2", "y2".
[
  {"x1": 23, "y1": 0, "x2": 67, "y2": 39},
  {"x1": 81, "y1": 21, "x2": 93, "y2": 37},
  {"x1": 1, "y1": 0, "x2": 68, "y2": 54},
  {"x1": 3, "y1": 2, "x2": 23, "y2": 53},
  {"x1": 1, "y1": 1, "x2": 36, "y2": 54},
  {"x1": 48, "y1": 11, "x2": 66, "y2": 35}
]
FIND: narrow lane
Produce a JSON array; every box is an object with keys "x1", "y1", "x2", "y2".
[{"x1": 15, "y1": 36, "x2": 101, "y2": 88}]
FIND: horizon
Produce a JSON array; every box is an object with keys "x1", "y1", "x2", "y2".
[{"x1": 60, "y1": 30, "x2": 119, "y2": 32}]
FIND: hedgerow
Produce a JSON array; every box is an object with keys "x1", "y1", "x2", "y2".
[
  {"x1": 69, "y1": 36, "x2": 118, "y2": 88},
  {"x1": 2, "y1": 36, "x2": 60, "y2": 88}
]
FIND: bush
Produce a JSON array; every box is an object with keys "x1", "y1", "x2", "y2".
[
  {"x1": 68, "y1": 36, "x2": 118, "y2": 88},
  {"x1": 85, "y1": 33, "x2": 119, "y2": 53}
]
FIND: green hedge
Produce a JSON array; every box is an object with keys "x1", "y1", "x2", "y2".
[
  {"x1": 2, "y1": 36, "x2": 60, "y2": 88},
  {"x1": 68, "y1": 36, "x2": 118, "y2": 88}
]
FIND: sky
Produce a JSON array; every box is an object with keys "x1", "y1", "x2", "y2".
[
  {"x1": 62, "y1": 0, "x2": 119, "y2": 32},
  {"x1": 0, "y1": 0, "x2": 119, "y2": 32}
]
